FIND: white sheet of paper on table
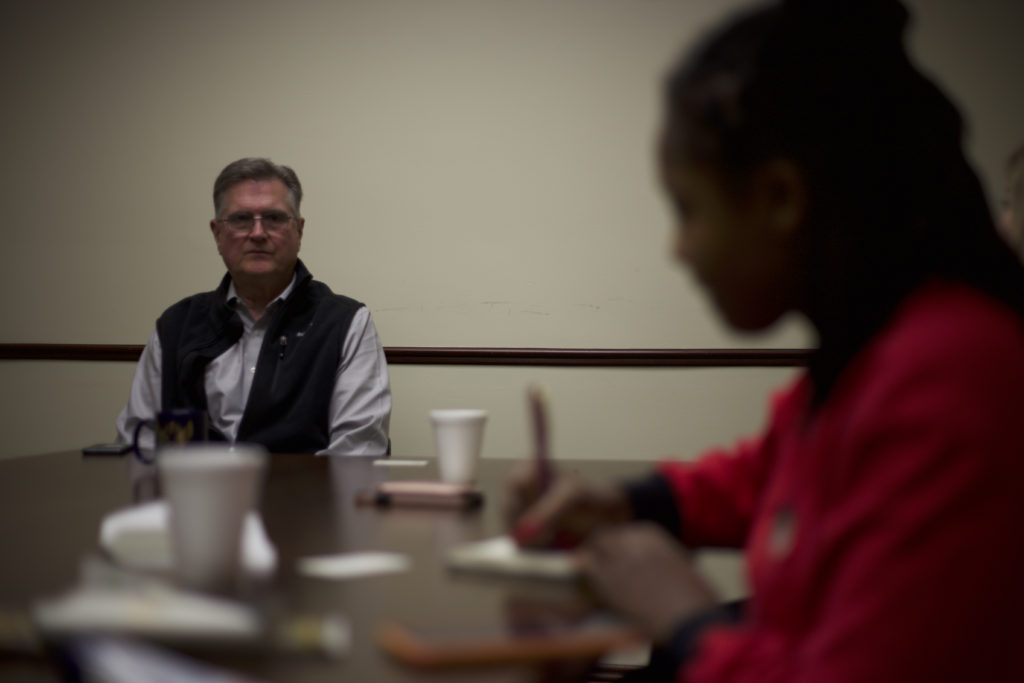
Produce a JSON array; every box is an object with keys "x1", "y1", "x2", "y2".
[
  {"x1": 446, "y1": 535, "x2": 579, "y2": 579},
  {"x1": 298, "y1": 552, "x2": 410, "y2": 580},
  {"x1": 373, "y1": 459, "x2": 428, "y2": 467},
  {"x1": 33, "y1": 583, "x2": 261, "y2": 642}
]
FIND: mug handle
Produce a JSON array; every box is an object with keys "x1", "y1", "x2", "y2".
[{"x1": 132, "y1": 419, "x2": 157, "y2": 464}]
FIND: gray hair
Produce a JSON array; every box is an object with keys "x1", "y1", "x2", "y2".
[{"x1": 213, "y1": 157, "x2": 303, "y2": 217}]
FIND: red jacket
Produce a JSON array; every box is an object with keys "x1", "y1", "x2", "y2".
[{"x1": 659, "y1": 283, "x2": 1024, "y2": 682}]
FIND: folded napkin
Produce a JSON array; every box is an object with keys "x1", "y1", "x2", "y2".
[{"x1": 99, "y1": 501, "x2": 277, "y2": 577}]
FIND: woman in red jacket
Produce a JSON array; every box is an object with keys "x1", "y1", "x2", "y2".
[{"x1": 507, "y1": 1, "x2": 1024, "y2": 681}]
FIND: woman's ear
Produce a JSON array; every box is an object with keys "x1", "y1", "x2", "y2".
[{"x1": 756, "y1": 158, "x2": 808, "y2": 240}]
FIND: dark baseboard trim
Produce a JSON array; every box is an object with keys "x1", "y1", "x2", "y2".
[
  {"x1": 0, "y1": 344, "x2": 143, "y2": 362},
  {"x1": 0, "y1": 344, "x2": 810, "y2": 368}
]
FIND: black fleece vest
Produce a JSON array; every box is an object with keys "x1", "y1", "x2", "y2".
[{"x1": 156, "y1": 260, "x2": 363, "y2": 453}]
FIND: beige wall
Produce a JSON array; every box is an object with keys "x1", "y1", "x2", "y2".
[{"x1": 1, "y1": 0, "x2": 1021, "y2": 461}]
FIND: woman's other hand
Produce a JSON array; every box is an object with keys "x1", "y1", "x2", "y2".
[{"x1": 579, "y1": 522, "x2": 717, "y2": 642}]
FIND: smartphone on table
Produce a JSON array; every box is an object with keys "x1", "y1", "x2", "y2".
[{"x1": 81, "y1": 443, "x2": 132, "y2": 456}]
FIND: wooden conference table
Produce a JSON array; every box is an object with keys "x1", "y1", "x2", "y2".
[{"x1": 0, "y1": 450, "x2": 653, "y2": 682}]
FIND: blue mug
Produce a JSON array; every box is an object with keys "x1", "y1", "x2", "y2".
[{"x1": 132, "y1": 409, "x2": 209, "y2": 464}]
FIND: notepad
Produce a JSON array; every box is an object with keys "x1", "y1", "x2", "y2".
[{"x1": 446, "y1": 535, "x2": 579, "y2": 580}]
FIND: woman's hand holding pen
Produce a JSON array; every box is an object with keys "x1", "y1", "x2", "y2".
[
  {"x1": 509, "y1": 385, "x2": 632, "y2": 549},
  {"x1": 504, "y1": 465, "x2": 717, "y2": 639},
  {"x1": 504, "y1": 451, "x2": 718, "y2": 644},
  {"x1": 504, "y1": 459, "x2": 632, "y2": 549},
  {"x1": 507, "y1": 385, "x2": 716, "y2": 641}
]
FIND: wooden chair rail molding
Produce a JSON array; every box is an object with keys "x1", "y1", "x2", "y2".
[{"x1": 0, "y1": 344, "x2": 810, "y2": 367}]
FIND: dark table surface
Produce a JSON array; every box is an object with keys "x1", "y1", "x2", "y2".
[{"x1": 0, "y1": 450, "x2": 653, "y2": 682}]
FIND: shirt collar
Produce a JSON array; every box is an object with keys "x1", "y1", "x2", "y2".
[{"x1": 226, "y1": 273, "x2": 298, "y2": 309}]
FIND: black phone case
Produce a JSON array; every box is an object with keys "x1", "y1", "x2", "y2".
[{"x1": 82, "y1": 443, "x2": 132, "y2": 456}]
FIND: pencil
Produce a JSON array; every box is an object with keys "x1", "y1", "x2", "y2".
[{"x1": 356, "y1": 490, "x2": 484, "y2": 510}]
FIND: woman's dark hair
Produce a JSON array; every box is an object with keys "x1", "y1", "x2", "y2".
[{"x1": 664, "y1": 0, "x2": 1024, "y2": 401}]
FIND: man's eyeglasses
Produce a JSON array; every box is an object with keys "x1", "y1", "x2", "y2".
[{"x1": 216, "y1": 211, "x2": 296, "y2": 234}]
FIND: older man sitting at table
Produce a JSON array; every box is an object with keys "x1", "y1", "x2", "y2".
[{"x1": 116, "y1": 157, "x2": 391, "y2": 455}]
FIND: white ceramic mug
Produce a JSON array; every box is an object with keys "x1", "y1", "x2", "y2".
[{"x1": 429, "y1": 409, "x2": 488, "y2": 484}]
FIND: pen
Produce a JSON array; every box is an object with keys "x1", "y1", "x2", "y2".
[
  {"x1": 356, "y1": 490, "x2": 484, "y2": 510},
  {"x1": 528, "y1": 384, "x2": 552, "y2": 492},
  {"x1": 514, "y1": 385, "x2": 565, "y2": 547}
]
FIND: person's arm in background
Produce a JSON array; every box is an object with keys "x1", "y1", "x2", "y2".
[
  {"x1": 591, "y1": 324, "x2": 1024, "y2": 682},
  {"x1": 508, "y1": 380, "x2": 797, "y2": 549},
  {"x1": 625, "y1": 433, "x2": 773, "y2": 547},
  {"x1": 115, "y1": 330, "x2": 162, "y2": 448},
  {"x1": 681, "y1": 380, "x2": 1024, "y2": 681},
  {"x1": 503, "y1": 429, "x2": 774, "y2": 679},
  {"x1": 509, "y1": 382, "x2": 798, "y2": 678},
  {"x1": 319, "y1": 307, "x2": 392, "y2": 456}
]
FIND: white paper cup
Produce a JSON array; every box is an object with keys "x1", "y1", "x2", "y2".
[
  {"x1": 429, "y1": 409, "x2": 487, "y2": 484},
  {"x1": 157, "y1": 443, "x2": 268, "y2": 591}
]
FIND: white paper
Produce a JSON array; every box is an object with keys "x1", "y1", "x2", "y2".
[
  {"x1": 33, "y1": 584, "x2": 261, "y2": 641},
  {"x1": 372, "y1": 459, "x2": 428, "y2": 467},
  {"x1": 298, "y1": 552, "x2": 410, "y2": 580}
]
